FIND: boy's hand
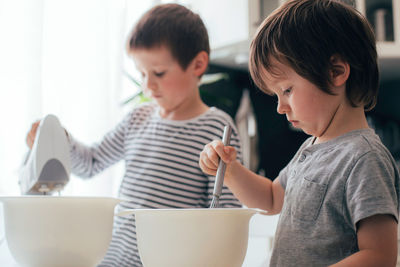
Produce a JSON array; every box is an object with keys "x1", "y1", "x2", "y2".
[
  {"x1": 26, "y1": 120, "x2": 40, "y2": 149},
  {"x1": 199, "y1": 140, "x2": 237, "y2": 176}
]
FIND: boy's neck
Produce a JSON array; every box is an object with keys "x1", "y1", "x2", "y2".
[
  {"x1": 314, "y1": 104, "x2": 369, "y2": 145},
  {"x1": 159, "y1": 92, "x2": 209, "y2": 121}
]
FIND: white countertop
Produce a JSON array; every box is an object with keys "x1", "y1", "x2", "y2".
[{"x1": 242, "y1": 213, "x2": 279, "y2": 267}]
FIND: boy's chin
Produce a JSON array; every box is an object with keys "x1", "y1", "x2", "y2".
[{"x1": 288, "y1": 122, "x2": 304, "y2": 132}]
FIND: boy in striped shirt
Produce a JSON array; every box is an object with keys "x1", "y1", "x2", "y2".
[{"x1": 26, "y1": 3, "x2": 242, "y2": 266}]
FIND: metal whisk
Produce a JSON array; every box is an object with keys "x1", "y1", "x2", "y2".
[{"x1": 210, "y1": 125, "x2": 232, "y2": 208}]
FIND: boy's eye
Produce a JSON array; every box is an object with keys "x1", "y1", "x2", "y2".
[
  {"x1": 154, "y1": 71, "x2": 165, "y2": 77},
  {"x1": 283, "y1": 87, "x2": 292, "y2": 95}
]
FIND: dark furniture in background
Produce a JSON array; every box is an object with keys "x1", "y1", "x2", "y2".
[{"x1": 367, "y1": 80, "x2": 400, "y2": 160}]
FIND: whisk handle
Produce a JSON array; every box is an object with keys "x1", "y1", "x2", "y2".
[{"x1": 212, "y1": 125, "x2": 232, "y2": 198}]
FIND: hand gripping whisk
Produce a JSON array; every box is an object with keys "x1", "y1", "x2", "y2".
[{"x1": 210, "y1": 125, "x2": 232, "y2": 208}]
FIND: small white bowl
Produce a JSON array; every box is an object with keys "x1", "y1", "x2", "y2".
[
  {"x1": 118, "y1": 208, "x2": 267, "y2": 267},
  {"x1": 0, "y1": 196, "x2": 120, "y2": 267}
]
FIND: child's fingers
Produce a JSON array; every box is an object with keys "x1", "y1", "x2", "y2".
[
  {"x1": 223, "y1": 146, "x2": 237, "y2": 162},
  {"x1": 203, "y1": 142, "x2": 220, "y2": 167},
  {"x1": 211, "y1": 140, "x2": 236, "y2": 163},
  {"x1": 200, "y1": 148, "x2": 217, "y2": 168},
  {"x1": 199, "y1": 140, "x2": 238, "y2": 176},
  {"x1": 199, "y1": 156, "x2": 217, "y2": 176},
  {"x1": 199, "y1": 145, "x2": 220, "y2": 176},
  {"x1": 26, "y1": 120, "x2": 40, "y2": 149},
  {"x1": 200, "y1": 140, "x2": 237, "y2": 173},
  {"x1": 210, "y1": 140, "x2": 226, "y2": 159}
]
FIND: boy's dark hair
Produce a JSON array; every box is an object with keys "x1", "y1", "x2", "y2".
[
  {"x1": 127, "y1": 3, "x2": 210, "y2": 71},
  {"x1": 249, "y1": 0, "x2": 378, "y2": 111}
]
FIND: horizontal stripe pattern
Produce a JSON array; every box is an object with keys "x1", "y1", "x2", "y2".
[{"x1": 70, "y1": 103, "x2": 243, "y2": 267}]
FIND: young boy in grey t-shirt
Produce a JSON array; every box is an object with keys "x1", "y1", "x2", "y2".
[{"x1": 199, "y1": 0, "x2": 400, "y2": 266}]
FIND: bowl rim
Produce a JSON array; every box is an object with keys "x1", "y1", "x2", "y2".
[
  {"x1": 117, "y1": 207, "x2": 268, "y2": 217},
  {"x1": 0, "y1": 195, "x2": 122, "y2": 203}
]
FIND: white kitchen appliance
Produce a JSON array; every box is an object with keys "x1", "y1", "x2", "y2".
[{"x1": 19, "y1": 114, "x2": 70, "y2": 195}]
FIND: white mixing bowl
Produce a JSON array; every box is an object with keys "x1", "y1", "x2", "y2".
[
  {"x1": 118, "y1": 208, "x2": 268, "y2": 267},
  {"x1": 0, "y1": 196, "x2": 121, "y2": 267}
]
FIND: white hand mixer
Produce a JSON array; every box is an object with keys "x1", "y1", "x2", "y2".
[{"x1": 19, "y1": 114, "x2": 70, "y2": 195}]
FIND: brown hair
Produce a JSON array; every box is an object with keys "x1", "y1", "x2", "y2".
[
  {"x1": 127, "y1": 3, "x2": 210, "y2": 71},
  {"x1": 249, "y1": 0, "x2": 379, "y2": 111}
]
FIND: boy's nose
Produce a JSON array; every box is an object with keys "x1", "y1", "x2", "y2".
[
  {"x1": 143, "y1": 76, "x2": 157, "y2": 91},
  {"x1": 276, "y1": 100, "x2": 289, "y2": 114}
]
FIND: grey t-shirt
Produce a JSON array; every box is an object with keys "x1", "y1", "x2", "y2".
[{"x1": 270, "y1": 128, "x2": 400, "y2": 267}]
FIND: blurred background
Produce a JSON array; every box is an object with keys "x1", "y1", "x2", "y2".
[
  {"x1": 3, "y1": 0, "x2": 400, "y2": 197},
  {"x1": 0, "y1": 0, "x2": 252, "y2": 197}
]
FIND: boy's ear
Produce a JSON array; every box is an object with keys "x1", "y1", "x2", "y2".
[
  {"x1": 329, "y1": 54, "x2": 350, "y2": 87},
  {"x1": 192, "y1": 51, "x2": 209, "y2": 76}
]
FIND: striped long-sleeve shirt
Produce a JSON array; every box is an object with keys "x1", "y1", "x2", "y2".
[{"x1": 68, "y1": 103, "x2": 243, "y2": 267}]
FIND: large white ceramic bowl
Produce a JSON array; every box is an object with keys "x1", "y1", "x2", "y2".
[
  {"x1": 118, "y1": 208, "x2": 267, "y2": 267},
  {"x1": 0, "y1": 196, "x2": 121, "y2": 267}
]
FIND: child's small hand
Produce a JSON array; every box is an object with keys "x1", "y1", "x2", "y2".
[
  {"x1": 199, "y1": 140, "x2": 237, "y2": 176},
  {"x1": 26, "y1": 120, "x2": 41, "y2": 149}
]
